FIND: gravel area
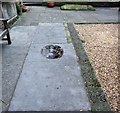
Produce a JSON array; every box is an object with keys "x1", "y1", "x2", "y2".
[{"x1": 74, "y1": 24, "x2": 119, "y2": 111}]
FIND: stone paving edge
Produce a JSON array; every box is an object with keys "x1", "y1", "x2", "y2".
[{"x1": 67, "y1": 23, "x2": 113, "y2": 111}]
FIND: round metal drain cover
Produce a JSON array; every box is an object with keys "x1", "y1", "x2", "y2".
[{"x1": 41, "y1": 45, "x2": 63, "y2": 59}]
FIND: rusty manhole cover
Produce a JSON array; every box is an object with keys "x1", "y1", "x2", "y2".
[{"x1": 41, "y1": 45, "x2": 63, "y2": 59}]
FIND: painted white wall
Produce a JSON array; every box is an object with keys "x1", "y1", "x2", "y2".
[
  {"x1": 0, "y1": 2, "x2": 3, "y2": 18},
  {"x1": 0, "y1": 2, "x2": 17, "y2": 19}
]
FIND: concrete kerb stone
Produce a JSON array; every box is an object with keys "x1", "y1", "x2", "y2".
[{"x1": 67, "y1": 23, "x2": 112, "y2": 111}]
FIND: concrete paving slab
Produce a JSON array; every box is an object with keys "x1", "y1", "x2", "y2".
[
  {"x1": 2, "y1": 26, "x2": 37, "y2": 111},
  {"x1": 91, "y1": 8, "x2": 119, "y2": 22},
  {"x1": 64, "y1": 11, "x2": 99, "y2": 23},
  {"x1": 15, "y1": 6, "x2": 118, "y2": 26},
  {"x1": 9, "y1": 44, "x2": 91, "y2": 111},
  {"x1": 29, "y1": 6, "x2": 46, "y2": 12},
  {"x1": 39, "y1": 12, "x2": 64, "y2": 23},
  {"x1": 32, "y1": 23, "x2": 67, "y2": 44},
  {"x1": 10, "y1": 26, "x2": 36, "y2": 46},
  {"x1": 61, "y1": 11, "x2": 85, "y2": 23},
  {"x1": 16, "y1": 12, "x2": 40, "y2": 26},
  {"x1": 26, "y1": 43, "x2": 78, "y2": 62},
  {"x1": 9, "y1": 23, "x2": 91, "y2": 111},
  {"x1": 76, "y1": 13, "x2": 100, "y2": 23},
  {"x1": 95, "y1": 8, "x2": 119, "y2": 13},
  {"x1": 2, "y1": 46, "x2": 29, "y2": 102},
  {"x1": 92, "y1": 13, "x2": 118, "y2": 23},
  {"x1": 45, "y1": 7, "x2": 61, "y2": 12}
]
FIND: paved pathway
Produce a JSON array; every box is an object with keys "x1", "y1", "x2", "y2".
[
  {"x1": 2, "y1": 6, "x2": 119, "y2": 111},
  {"x1": 16, "y1": 6, "x2": 119, "y2": 26},
  {"x1": 9, "y1": 23, "x2": 91, "y2": 111}
]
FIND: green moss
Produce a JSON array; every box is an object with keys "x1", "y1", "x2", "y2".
[
  {"x1": 81, "y1": 39, "x2": 85, "y2": 43},
  {"x1": 92, "y1": 79, "x2": 101, "y2": 87},
  {"x1": 64, "y1": 23, "x2": 72, "y2": 43},
  {"x1": 60, "y1": 4, "x2": 96, "y2": 11}
]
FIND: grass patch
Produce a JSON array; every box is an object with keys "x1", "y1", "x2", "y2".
[{"x1": 60, "y1": 4, "x2": 96, "y2": 11}]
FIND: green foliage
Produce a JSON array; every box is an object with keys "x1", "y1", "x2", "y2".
[
  {"x1": 16, "y1": 3, "x2": 22, "y2": 15},
  {"x1": 60, "y1": 4, "x2": 96, "y2": 11}
]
